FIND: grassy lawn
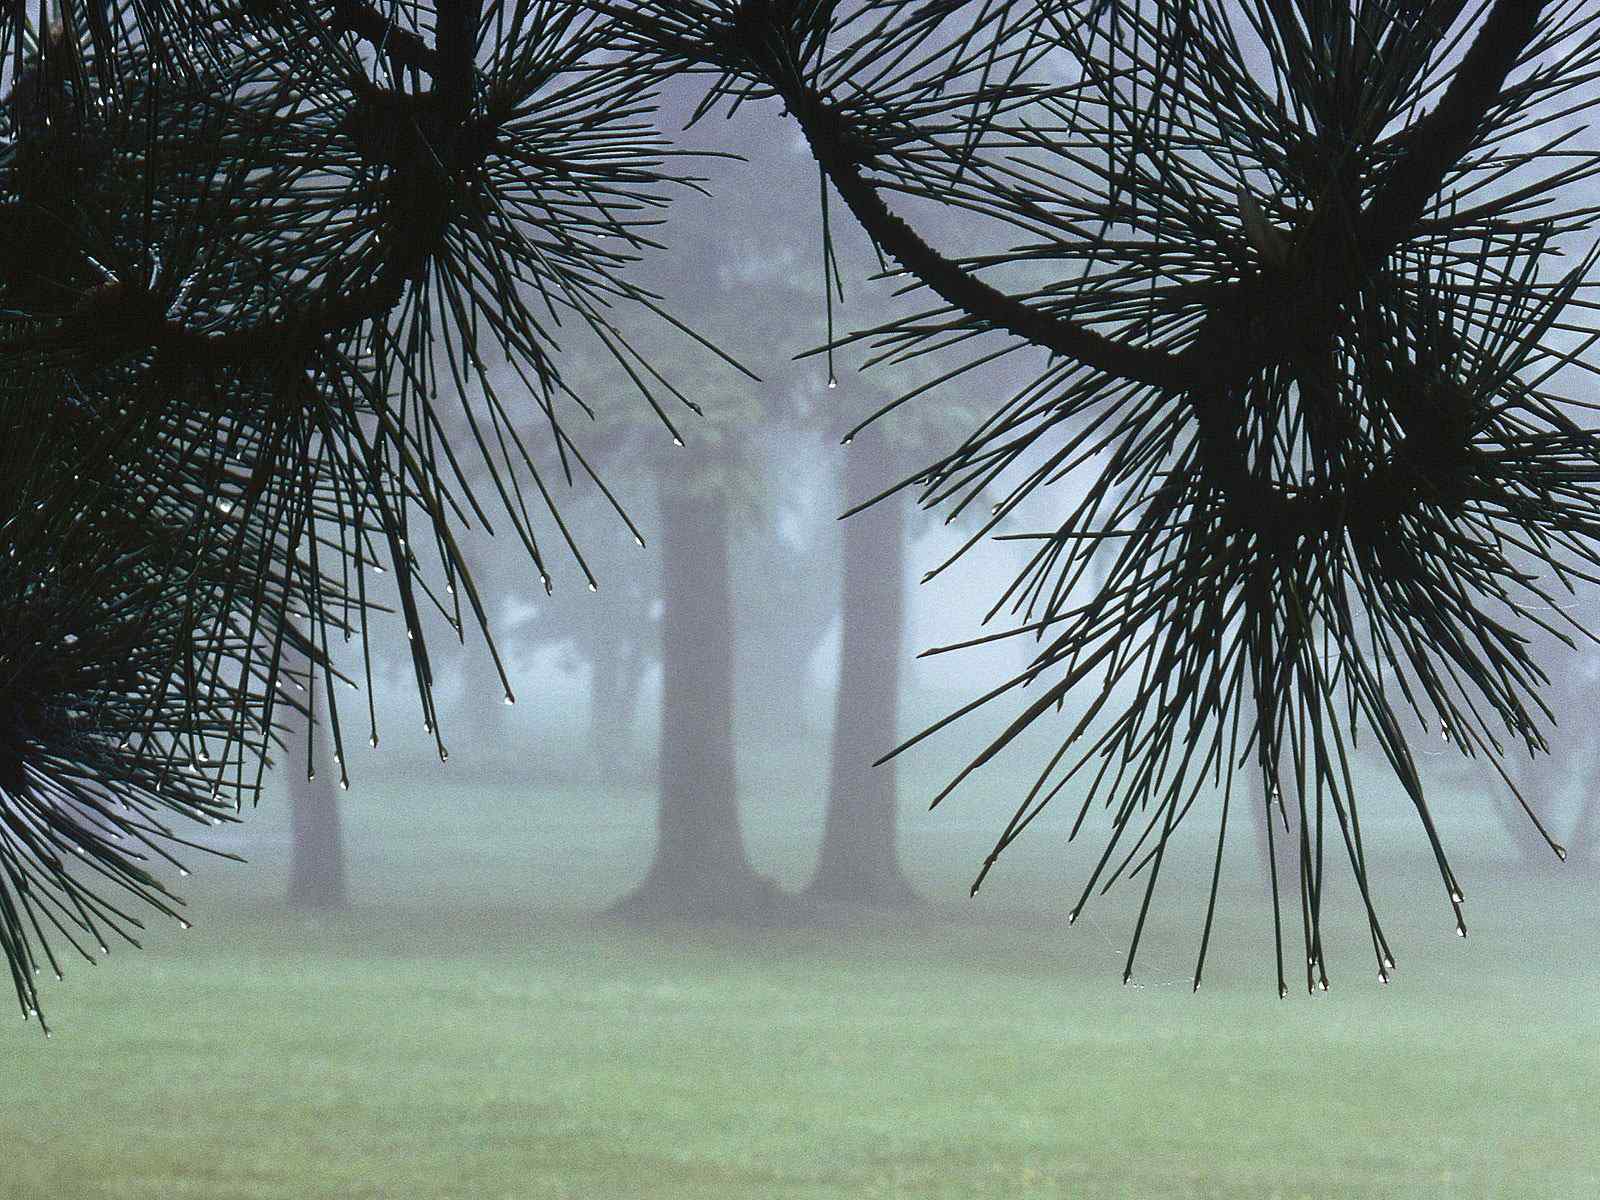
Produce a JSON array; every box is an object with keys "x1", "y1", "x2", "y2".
[{"x1": 6, "y1": 748, "x2": 1599, "y2": 1199}]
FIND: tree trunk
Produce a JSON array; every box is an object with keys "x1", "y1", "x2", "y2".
[
  {"x1": 805, "y1": 436, "x2": 918, "y2": 906},
  {"x1": 285, "y1": 677, "x2": 350, "y2": 911},
  {"x1": 613, "y1": 488, "x2": 782, "y2": 921}
]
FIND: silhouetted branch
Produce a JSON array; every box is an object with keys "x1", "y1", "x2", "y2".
[{"x1": 1360, "y1": 0, "x2": 1545, "y2": 269}]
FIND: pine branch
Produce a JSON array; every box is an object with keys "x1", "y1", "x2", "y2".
[
  {"x1": 329, "y1": 0, "x2": 441, "y2": 75},
  {"x1": 788, "y1": 92, "x2": 1192, "y2": 393},
  {"x1": 434, "y1": 0, "x2": 481, "y2": 123},
  {"x1": 632, "y1": 0, "x2": 1600, "y2": 989},
  {"x1": 1360, "y1": 0, "x2": 1545, "y2": 269}
]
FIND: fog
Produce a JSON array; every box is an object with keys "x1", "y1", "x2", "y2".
[{"x1": 10, "y1": 8, "x2": 1600, "y2": 1200}]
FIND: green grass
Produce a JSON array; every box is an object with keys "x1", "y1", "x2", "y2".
[{"x1": 7, "y1": 751, "x2": 1600, "y2": 1199}]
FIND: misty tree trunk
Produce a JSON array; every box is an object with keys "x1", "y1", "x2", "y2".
[
  {"x1": 805, "y1": 438, "x2": 918, "y2": 906},
  {"x1": 285, "y1": 682, "x2": 350, "y2": 911},
  {"x1": 614, "y1": 488, "x2": 781, "y2": 920}
]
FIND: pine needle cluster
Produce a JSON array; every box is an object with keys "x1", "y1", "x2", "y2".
[
  {"x1": 0, "y1": 1, "x2": 698, "y2": 1028},
  {"x1": 605, "y1": 0, "x2": 1600, "y2": 991}
]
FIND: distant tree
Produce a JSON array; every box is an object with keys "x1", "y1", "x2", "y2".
[
  {"x1": 806, "y1": 415, "x2": 919, "y2": 906},
  {"x1": 806, "y1": 419, "x2": 908, "y2": 908},
  {"x1": 285, "y1": 714, "x2": 349, "y2": 910},
  {"x1": 805, "y1": 375, "x2": 990, "y2": 907},
  {"x1": 623, "y1": 424, "x2": 782, "y2": 916},
  {"x1": 280, "y1": 640, "x2": 349, "y2": 911},
  {"x1": 446, "y1": 371, "x2": 839, "y2": 785},
  {"x1": 600, "y1": 86, "x2": 829, "y2": 919}
]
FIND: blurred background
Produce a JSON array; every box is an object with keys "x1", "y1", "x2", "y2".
[{"x1": 10, "y1": 60, "x2": 1600, "y2": 1200}]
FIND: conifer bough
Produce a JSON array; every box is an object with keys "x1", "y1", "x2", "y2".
[
  {"x1": 603, "y1": 0, "x2": 1600, "y2": 993},
  {"x1": 0, "y1": 0, "x2": 706, "y2": 1029}
]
